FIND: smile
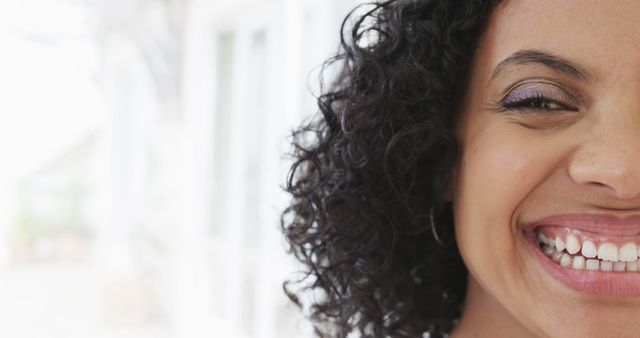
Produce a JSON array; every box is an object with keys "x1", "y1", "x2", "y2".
[
  {"x1": 536, "y1": 230, "x2": 640, "y2": 272},
  {"x1": 525, "y1": 213, "x2": 640, "y2": 296}
]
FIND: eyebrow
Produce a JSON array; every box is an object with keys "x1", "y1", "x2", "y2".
[{"x1": 491, "y1": 49, "x2": 594, "y2": 82}]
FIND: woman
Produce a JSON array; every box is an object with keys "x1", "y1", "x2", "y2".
[{"x1": 282, "y1": 0, "x2": 640, "y2": 337}]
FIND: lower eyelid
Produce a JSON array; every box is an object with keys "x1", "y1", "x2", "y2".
[{"x1": 504, "y1": 107, "x2": 582, "y2": 131}]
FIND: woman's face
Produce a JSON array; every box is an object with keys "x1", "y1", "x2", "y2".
[{"x1": 452, "y1": 0, "x2": 640, "y2": 337}]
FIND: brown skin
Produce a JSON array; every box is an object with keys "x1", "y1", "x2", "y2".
[{"x1": 449, "y1": 1, "x2": 640, "y2": 337}]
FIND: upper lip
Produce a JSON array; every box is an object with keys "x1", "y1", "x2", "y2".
[{"x1": 523, "y1": 213, "x2": 640, "y2": 236}]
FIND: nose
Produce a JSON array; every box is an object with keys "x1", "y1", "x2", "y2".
[{"x1": 568, "y1": 107, "x2": 640, "y2": 201}]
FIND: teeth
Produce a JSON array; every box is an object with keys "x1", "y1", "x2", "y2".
[
  {"x1": 538, "y1": 232, "x2": 549, "y2": 245},
  {"x1": 600, "y1": 261, "x2": 613, "y2": 271},
  {"x1": 571, "y1": 255, "x2": 585, "y2": 270},
  {"x1": 614, "y1": 261, "x2": 627, "y2": 272},
  {"x1": 538, "y1": 231, "x2": 640, "y2": 272},
  {"x1": 619, "y1": 243, "x2": 638, "y2": 262},
  {"x1": 565, "y1": 234, "x2": 580, "y2": 254},
  {"x1": 586, "y1": 259, "x2": 600, "y2": 271},
  {"x1": 543, "y1": 246, "x2": 555, "y2": 257},
  {"x1": 555, "y1": 236, "x2": 566, "y2": 252},
  {"x1": 597, "y1": 243, "x2": 618, "y2": 261},
  {"x1": 581, "y1": 240, "x2": 597, "y2": 258}
]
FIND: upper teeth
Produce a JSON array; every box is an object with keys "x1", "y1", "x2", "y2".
[
  {"x1": 566, "y1": 234, "x2": 580, "y2": 254},
  {"x1": 537, "y1": 230, "x2": 640, "y2": 271},
  {"x1": 598, "y1": 243, "x2": 619, "y2": 261},
  {"x1": 581, "y1": 240, "x2": 597, "y2": 258},
  {"x1": 619, "y1": 243, "x2": 638, "y2": 262}
]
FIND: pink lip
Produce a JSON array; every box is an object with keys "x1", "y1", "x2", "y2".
[
  {"x1": 523, "y1": 213, "x2": 640, "y2": 296},
  {"x1": 522, "y1": 213, "x2": 640, "y2": 236}
]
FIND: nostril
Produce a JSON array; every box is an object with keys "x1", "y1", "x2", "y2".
[
  {"x1": 582, "y1": 181, "x2": 615, "y2": 193},
  {"x1": 589, "y1": 182, "x2": 608, "y2": 188},
  {"x1": 585, "y1": 181, "x2": 638, "y2": 199}
]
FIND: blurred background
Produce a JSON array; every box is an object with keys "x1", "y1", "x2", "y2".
[{"x1": 0, "y1": 0, "x2": 368, "y2": 337}]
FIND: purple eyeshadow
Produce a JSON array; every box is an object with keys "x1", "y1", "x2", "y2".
[
  {"x1": 503, "y1": 88, "x2": 546, "y2": 104},
  {"x1": 501, "y1": 81, "x2": 578, "y2": 109}
]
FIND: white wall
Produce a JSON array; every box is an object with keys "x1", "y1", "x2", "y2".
[{"x1": 179, "y1": 0, "x2": 367, "y2": 337}]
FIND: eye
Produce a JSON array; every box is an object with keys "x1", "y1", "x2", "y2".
[
  {"x1": 501, "y1": 95, "x2": 569, "y2": 111},
  {"x1": 499, "y1": 80, "x2": 580, "y2": 114}
]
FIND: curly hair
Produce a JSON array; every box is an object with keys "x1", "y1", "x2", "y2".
[{"x1": 282, "y1": 1, "x2": 500, "y2": 337}]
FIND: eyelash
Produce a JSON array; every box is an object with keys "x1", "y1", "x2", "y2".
[{"x1": 501, "y1": 94, "x2": 569, "y2": 112}]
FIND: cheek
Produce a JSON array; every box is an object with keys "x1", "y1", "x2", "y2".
[{"x1": 452, "y1": 125, "x2": 559, "y2": 289}]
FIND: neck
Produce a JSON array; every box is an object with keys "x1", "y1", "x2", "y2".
[{"x1": 450, "y1": 276, "x2": 540, "y2": 338}]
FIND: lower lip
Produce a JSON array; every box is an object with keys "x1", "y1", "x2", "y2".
[{"x1": 525, "y1": 231, "x2": 640, "y2": 296}]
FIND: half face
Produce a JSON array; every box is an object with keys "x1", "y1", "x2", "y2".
[{"x1": 452, "y1": 0, "x2": 640, "y2": 337}]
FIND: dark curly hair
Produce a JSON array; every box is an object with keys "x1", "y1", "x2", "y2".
[{"x1": 282, "y1": 1, "x2": 500, "y2": 337}]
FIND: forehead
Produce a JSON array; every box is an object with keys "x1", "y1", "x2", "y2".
[{"x1": 478, "y1": 0, "x2": 640, "y2": 82}]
